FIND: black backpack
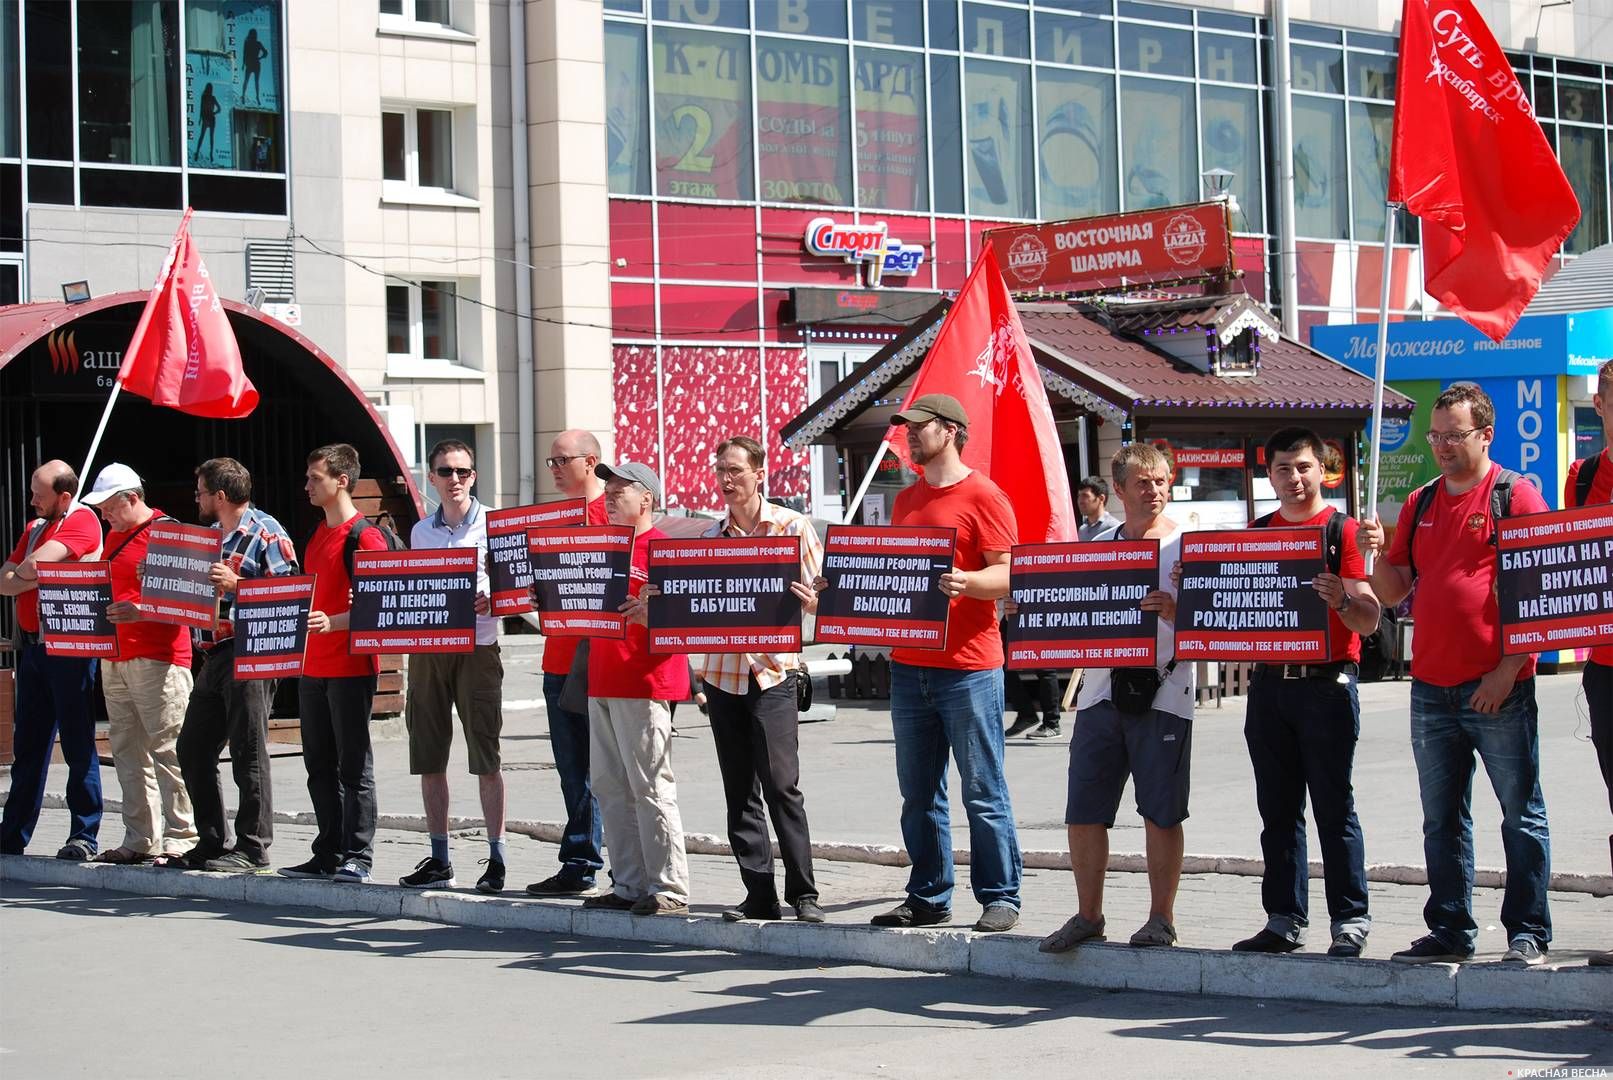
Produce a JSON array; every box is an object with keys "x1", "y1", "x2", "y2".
[
  {"x1": 1403, "y1": 469, "x2": 1520, "y2": 581},
  {"x1": 307, "y1": 512, "x2": 407, "y2": 583},
  {"x1": 1574, "y1": 453, "x2": 1603, "y2": 508}
]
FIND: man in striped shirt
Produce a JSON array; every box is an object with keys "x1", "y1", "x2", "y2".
[{"x1": 698, "y1": 436, "x2": 825, "y2": 924}]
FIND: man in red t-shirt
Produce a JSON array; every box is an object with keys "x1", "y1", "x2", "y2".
[
  {"x1": 1232, "y1": 429, "x2": 1382, "y2": 959},
  {"x1": 83, "y1": 463, "x2": 196, "y2": 864},
  {"x1": 1565, "y1": 359, "x2": 1612, "y2": 968},
  {"x1": 288, "y1": 443, "x2": 389, "y2": 884},
  {"x1": 862, "y1": 394, "x2": 1022, "y2": 934},
  {"x1": 581, "y1": 462, "x2": 692, "y2": 916},
  {"x1": 1359, "y1": 383, "x2": 1552, "y2": 966},
  {"x1": 526, "y1": 429, "x2": 610, "y2": 896},
  {"x1": 0, "y1": 460, "x2": 104, "y2": 858}
]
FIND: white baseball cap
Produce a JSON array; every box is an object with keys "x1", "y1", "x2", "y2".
[{"x1": 81, "y1": 463, "x2": 144, "y2": 506}]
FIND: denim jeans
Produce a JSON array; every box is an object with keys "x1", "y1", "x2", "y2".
[
  {"x1": 1, "y1": 644, "x2": 100, "y2": 854},
  {"x1": 1410, "y1": 677, "x2": 1551, "y2": 951},
  {"x1": 543, "y1": 672, "x2": 603, "y2": 883},
  {"x1": 890, "y1": 663, "x2": 1021, "y2": 911}
]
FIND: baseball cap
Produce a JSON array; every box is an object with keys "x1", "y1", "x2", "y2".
[
  {"x1": 80, "y1": 463, "x2": 143, "y2": 506},
  {"x1": 595, "y1": 461, "x2": 663, "y2": 506},
  {"x1": 892, "y1": 393, "x2": 969, "y2": 428}
]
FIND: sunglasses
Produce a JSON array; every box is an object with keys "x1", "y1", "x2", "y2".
[{"x1": 435, "y1": 466, "x2": 474, "y2": 480}]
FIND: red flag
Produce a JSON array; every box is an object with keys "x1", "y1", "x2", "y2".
[
  {"x1": 118, "y1": 209, "x2": 258, "y2": 418},
  {"x1": 1390, "y1": 0, "x2": 1579, "y2": 342},
  {"x1": 885, "y1": 241, "x2": 1077, "y2": 543}
]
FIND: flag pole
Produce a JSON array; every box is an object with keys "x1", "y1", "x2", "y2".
[
  {"x1": 842, "y1": 439, "x2": 891, "y2": 525},
  {"x1": 1363, "y1": 201, "x2": 1402, "y2": 569},
  {"x1": 70, "y1": 380, "x2": 125, "y2": 508}
]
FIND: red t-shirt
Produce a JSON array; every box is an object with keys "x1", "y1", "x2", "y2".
[
  {"x1": 1387, "y1": 463, "x2": 1549, "y2": 687},
  {"x1": 106, "y1": 511, "x2": 192, "y2": 666},
  {"x1": 302, "y1": 513, "x2": 388, "y2": 679},
  {"x1": 890, "y1": 471, "x2": 1018, "y2": 671},
  {"x1": 541, "y1": 493, "x2": 610, "y2": 676},
  {"x1": 8, "y1": 506, "x2": 102, "y2": 633},
  {"x1": 587, "y1": 527, "x2": 691, "y2": 700},
  {"x1": 1252, "y1": 507, "x2": 1364, "y2": 663},
  {"x1": 1565, "y1": 448, "x2": 1613, "y2": 666}
]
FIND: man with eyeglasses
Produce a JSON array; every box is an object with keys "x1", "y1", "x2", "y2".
[
  {"x1": 526, "y1": 430, "x2": 611, "y2": 897},
  {"x1": 1358, "y1": 382, "x2": 1552, "y2": 966},
  {"x1": 397, "y1": 439, "x2": 508, "y2": 894}
]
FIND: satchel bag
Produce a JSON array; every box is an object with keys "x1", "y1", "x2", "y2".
[{"x1": 1111, "y1": 660, "x2": 1177, "y2": 717}]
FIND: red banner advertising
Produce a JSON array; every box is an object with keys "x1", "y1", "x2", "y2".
[
  {"x1": 1005, "y1": 541, "x2": 1159, "y2": 670},
  {"x1": 486, "y1": 499, "x2": 586, "y2": 617},
  {"x1": 1174, "y1": 527, "x2": 1331, "y2": 662},
  {"x1": 814, "y1": 525, "x2": 954, "y2": 650},
  {"x1": 36, "y1": 563, "x2": 119, "y2": 658},
  {"x1": 139, "y1": 521, "x2": 221, "y2": 630},
  {"x1": 647, "y1": 536, "x2": 803, "y2": 654},
  {"x1": 528, "y1": 525, "x2": 634, "y2": 639},
  {"x1": 1497, "y1": 505, "x2": 1613, "y2": 655},
  {"x1": 234, "y1": 575, "x2": 315, "y2": 679},
  {"x1": 986, "y1": 201, "x2": 1233, "y2": 294},
  {"x1": 348, "y1": 549, "x2": 478, "y2": 655}
]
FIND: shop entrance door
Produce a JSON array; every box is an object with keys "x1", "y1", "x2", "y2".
[{"x1": 805, "y1": 342, "x2": 880, "y2": 520}]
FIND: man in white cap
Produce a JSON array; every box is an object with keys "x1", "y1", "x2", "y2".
[{"x1": 83, "y1": 464, "x2": 198, "y2": 864}]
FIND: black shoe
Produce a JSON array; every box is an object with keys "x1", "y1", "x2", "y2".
[
  {"x1": 794, "y1": 897, "x2": 826, "y2": 924},
  {"x1": 203, "y1": 851, "x2": 269, "y2": 873},
  {"x1": 870, "y1": 902, "x2": 951, "y2": 928},
  {"x1": 399, "y1": 857, "x2": 456, "y2": 889},
  {"x1": 55, "y1": 839, "x2": 96, "y2": 861},
  {"x1": 475, "y1": 859, "x2": 506, "y2": 895},
  {"x1": 1232, "y1": 929, "x2": 1302, "y2": 954},
  {"x1": 1026, "y1": 721, "x2": 1062, "y2": 739},
  {"x1": 526, "y1": 873, "x2": 592, "y2": 896},
  {"x1": 1327, "y1": 930, "x2": 1366, "y2": 958},
  {"x1": 722, "y1": 901, "x2": 782, "y2": 922},
  {"x1": 1005, "y1": 715, "x2": 1039, "y2": 737},
  {"x1": 181, "y1": 847, "x2": 223, "y2": 870},
  {"x1": 278, "y1": 858, "x2": 335, "y2": 879},
  {"x1": 1391, "y1": 935, "x2": 1471, "y2": 964}
]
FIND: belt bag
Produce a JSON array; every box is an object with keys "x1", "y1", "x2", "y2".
[{"x1": 1111, "y1": 660, "x2": 1177, "y2": 717}]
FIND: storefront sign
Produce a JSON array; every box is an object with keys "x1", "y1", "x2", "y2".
[
  {"x1": 986, "y1": 201, "x2": 1233, "y2": 294},
  {"x1": 36, "y1": 563, "x2": 119, "y2": 658},
  {"x1": 803, "y1": 217, "x2": 925, "y2": 286},
  {"x1": 1175, "y1": 528, "x2": 1330, "y2": 662},
  {"x1": 1004, "y1": 541, "x2": 1158, "y2": 669},
  {"x1": 1497, "y1": 505, "x2": 1613, "y2": 655},
  {"x1": 233, "y1": 575, "x2": 314, "y2": 679},
  {"x1": 139, "y1": 522, "x2": 220, "y2": 630},
  {"x1": 647, "y1": 536, "x2": 803, "y2": 654},
  {"x1": 349, "y1": 549, "x2": 478, "y2": 654},
  {"x1": 1312, "y1": 311, "x2": 1590, "y2": 379},
  {"x1": 815, "y1": 526, "x2": 954, "y2": 650},
  {"x1": 528, "y1": 525, "x2": 634, "y2": 639},
  {"x1": 487, "y1": 499, "x2": 586, "y2": 617},
  {"x1": 790, "y1": 287, "x2": 941, "y2": 326}
]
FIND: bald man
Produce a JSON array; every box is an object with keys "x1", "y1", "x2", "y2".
[{"x1": 1, "y1": 461, "x2": 106, "y2": 858}]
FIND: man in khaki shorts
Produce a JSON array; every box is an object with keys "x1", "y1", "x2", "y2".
[{"x1": 398, "y1": 439, "x2": 508, "y2": 894}]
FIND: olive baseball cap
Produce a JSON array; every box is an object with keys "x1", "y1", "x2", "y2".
[{"x1": 892, "y1": 393, "x2": 969, "y2": 427}]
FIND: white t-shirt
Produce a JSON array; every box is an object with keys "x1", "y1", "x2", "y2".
[
  {"x1": 409, "y1": 498, "x2": 498, "y2": 647},
  {"x1": 1074, "y1": 522, "x2": 1195, "y2": 721}
]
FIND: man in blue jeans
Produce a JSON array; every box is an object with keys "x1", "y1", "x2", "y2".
[
  {"x1": 1359, "y1": 383, "x2": 1552, "y2": 965},
  {"x1": 863, "y1": 394, "x2": 1022, "y2": 933}
]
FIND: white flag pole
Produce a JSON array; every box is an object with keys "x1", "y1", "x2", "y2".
[
  {"x1": 1363, "y1": 201, "x2": 1402, "y2": 570},
  {"x1": 71, "y1": 381, "x2": 125, "y2": 509},
  {"x1": 841, "y1": 439, "x2": 892, "y2": 525}
]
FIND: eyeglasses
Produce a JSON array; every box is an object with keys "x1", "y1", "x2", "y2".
[
  {"x1": 1425, "y1": 429, "x2": 1481, "y2": 447},
  {"x1": 546, "y1": 455, "x2": 585, "y2": 468},
  {"x1": 435, "y1": 466, "x2": 475, "y2": 480},
  {"x1": 714, "y1": 465, "x2": 753, "y2": 479}
]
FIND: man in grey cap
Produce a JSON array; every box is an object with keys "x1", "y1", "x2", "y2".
[{"x1": 579, "y1": 461, "x2": 693, "y2": 916}]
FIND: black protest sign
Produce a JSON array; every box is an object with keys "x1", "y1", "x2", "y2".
[
  {"x1": 1005, "y1": 540, "x2": 1159, "y2": 669},
  {"x1": 139, "y1": 521, "x2": 219, "y2": 629},
  {"x1": 1175, "y1": 527, "x2": 1330, "y2": 662},
  {"x1": 233, "y1": 575, "x2": 315, "y2": 679},
  {"x1": 528, "y1": 525, "x2": 634, "y2": 639},
  {"x1": 487, "y1": 499, "x2": 585, "y2": 616},
  {"x1": 647, "y1": 535, "x2": 802, "y2": 654},
  {"x1": 1497, "y1": 505, "x2": 1613, "y2": 655},
  {"x1": 814, "y1": 525, "x2": 954, "y2": 650},
  {"x1": 36, "y1": 563, "x2": 119, "y2": 658},
  {"x1": 348, "y1": 548, "x2": 478, "y2": 654}
]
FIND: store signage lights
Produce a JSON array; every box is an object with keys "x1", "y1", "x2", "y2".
[{"x1": 803, "y1": 217, "x2": 924, "y2": 287}]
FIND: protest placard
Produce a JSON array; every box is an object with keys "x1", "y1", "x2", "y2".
[
  {"x1": 487, "y1": 498, "x2": 586, "y2": 616},
  {"x1": 647, "y1": 535, "x2": 802, "y2": 654},
  {"x1": 36, "y1": 563, "x2": 119, "y2": 658},
  {"x1": 814, "y1": 525, "x2": 954, "y2": 650},
  {"x1": 1005, "y1": 540, "x2": 1159, "y2": 669},
  {"x1": 1497, "y1": 504, "x2": 1613, "y2": 654},
  {"x1": 528, "y1": 524, "x2": 633, "y2": 638},
  {"x1": 139, "y1": 521, "x2": 219, "y2": 629},
  {"x1": 348, "y1": 548, "x2": 478, "y2": 654},
  {"x1": 1175, "y1": 527, "x2": 1330, "y2": 662},
  {"x1": 233, "y1": 575, "x2": 315, "y2": 678}
]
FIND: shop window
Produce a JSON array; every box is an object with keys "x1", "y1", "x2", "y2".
[
  {"x1": 78, "y1": 0, "x2": 180, "y2": 166},
  {"x1": 1154, "y1": 438, "x2": 1249, "y2": 530},
  {"x1": 1200, "y1": 84, "x2": 1261, "y2": 231},
  {"x1": 387, "y1": 279, "x2": 473, "y2": 370},
  {"x1": 185, "y1": 1, "x2": 284, "y2": 172},
  {"x1": 1291, "y1": 95, "x2": 1347, "y2": 239},
  {"x1": 1346, "y1": 51, "x2": 1395, "y2": 100},
  {"x1": 930, "y1": 53, "x2": 964, "y2": 213},
  {"x1": 1119, "y1": 23, "x2": 1190, "y2": 78},
  {"x1": 652, "y1": 0, "x2": 747, "y2": 29},
  {"x1": 1037, "y1": 67, "x2": 1116, "y2": 220},
  {"x1": 1290, "y1": 43, "x2": 1343, "y2": 94},
  {"x1": 652, "y1": 25, "x2": 753, "y2": 200},
  {"x1": 24, "y1": 0, "x2": 71, "y2": 160},
  {"x1": 1121, "y1": 76, "x2": 1195, "y2": 210},
  {"x1": 852, "y1": 0, "x2": 922, "y2": 47},
  {"x1": 605, "y1": 22, "x2": 651, "y2": 196},
  {"x1": 962, "y1": 3, "x2": 1028, "y2": 59},
  {"x1": 964, "y1": 59, "x2": 1034, "y2": 219},
  {"x1": 1348, "y1": 101, "x2": 1416, "y2": 244},
  {"x1": 855, "y1": 46, "x2": 928, "y2": 211},
  {"x1": 1, "y1": 0, "x2": 17, "y2": 158},
  {"x1": 754, "y1": 0, "x2": 844, "y2": 38},
  {"x1": 1576, "y1": 405, "x2": 1607, "y2": 462},
  {"x1": 927, "y1": 0, "x2": 957, "y2": 51},
  {"x1": 1198, "y1": 33, "x2": 1256, "y2": 85},
  {"x1": 1034, "y1": 11, "x2": 1111, "y2": 69},
  {"x1": 1560, "y1": 126, "x2": 1609, "y2": 255},
  {"x1": 381, "y1": 105, "x2": 456, "y2": 193},
  {"x1": 756, "y1": 37, "x2": 851, "y2": 206}
]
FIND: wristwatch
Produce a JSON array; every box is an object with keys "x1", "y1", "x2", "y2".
[{"x1": 1334, "y1": 593, "x2": 1352, "y2": 614}]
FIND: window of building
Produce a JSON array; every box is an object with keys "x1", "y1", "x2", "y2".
[
  {"x1": 653, "y1": 0, "x2": 747, "y2": 29},
  {"x1": 1, "y1": 0, "x2": 17, "y2": 158},
  {"x1": 380, "y1": 0, "x2": 452, "y2": 26},
  {"x1": 1200, "y1": 84, "x2": 1261, "y2": 231},
  {"x1": 1034, "y1": 11, "x2": 1112, "y2": 69},
  {"x1": 78, "y1": 0, "x2": 180, "y2": 167},
  {"x1": 930, "y1": 52, "x2": 964, "y2": 213},
  {"x1": 652, "y1": 26, "x2": 753, "y2": 200},
  {"x1": 185, "y1": 1, "x2": 284, "y2": 173},
  {"x1": 1121, "y1": 76, "x2": 1195, "y2": 210},
  {"x1": 1560, "y1": 125, "x2": 1609, "y2": 254},
  {"x1": 605, "y1": 21, "x2": 651, "y2": 196},
  {"x1": 1290, "y1": 94, "x2": 1347, "y2": 239},
  {"x1": 964, "y1": 58, "x2": 1034, "y2": 218},
  {"x1": 961, "y1": 3, "x2": 1028, "y2": 60},
  {"x1": 852, "y1": 0, "x2": 921, "y2": 47},
  {"x1": 381, "y1": 105, "x2": 455, "y2": 191},
  {"x1": 387, "y1": 279, "x2": 470, "y2": 368},
  {"x1": 1038, "y1": 67, "x2": 1116, "y2": 220},
  {"x1": 754, "y1": 0, "x2": 844, "y2": 38},
  {"x1": 756, "y1": 37, "x2": 851, "y2": 205},
  {"x1": 24, "y1": 0, "x2": 71, "y2": 161},
  {"x1": 855, "y1": 45, "x2": 928, "y2": 211}
]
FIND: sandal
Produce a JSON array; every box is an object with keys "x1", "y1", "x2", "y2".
[
  {"x1": 1040, "y1": 913, "x2": 1107, "y2": 953},
  {"x1": 92, "y1": 847, "x2": 152, "y2": 865},
  {"x1": 1129, "y1": 914, "x2": 1179, "y2": 948}
]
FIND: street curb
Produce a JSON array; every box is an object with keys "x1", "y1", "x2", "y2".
[
  {"x1": 3, "y1": 856, "x2": 1607, "y2": 1018},
  {"x1": 23, "y1": 793, "x2": 1611, "y2": 897}
]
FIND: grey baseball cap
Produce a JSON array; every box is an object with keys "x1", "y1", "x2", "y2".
[{"x1": 595, "y1": 461, "x2": 662, "y2": 505}]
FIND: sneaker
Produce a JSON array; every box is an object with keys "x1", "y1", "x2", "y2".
[
  {"x1": 870, "y1": 902, "x2": 951, "y2": 928},
  {"x1": 525, "y1": 873, "x2": 592, "y2": 897},
  {"x1": 580, "y1": 892, "x2": 637, "y2": 910},
  {"x1": 722, "y1": 901, "x2": 782, "y2": 923},
  {"x1": 278, "y1": 858, "x2": 335, "y2": 879},
  {"x1": 794, "y1": 897, "x2": 826, "y2": 924},
  {"x1": 1232, "y1": 929, "x2": 1302, "y2": 954},
  {"x1": 1005, "y1": 715, "x2": 1039, "y2": 737},
  {"x1": 1026, "y1": 721, "x2": 1062, "y2": 740},
  {"x1": 180, "y1": 847, "x2": 223, "y2": 870},
  {"x1": 631, "y1": 893, "x2": 689, "y2": 917},
  {"x1": 399, "y1": 857, "x2": 456, "y2": 889},
  {"x1": 1391, "y1": 935, "x2": 1471, "y2": 964},
  {"x1": 203, "y1": 851, "x2": 268, "y2": 873},
  {"x1": 1327, "y1": 930, "x2": 1367, "y2": 958},
  {"x1": 974, "y1": 902, "x2": 1020, "y2": 933},
  {"x1": 475, "y1": 859, "x2": 506, "y2": 895},
  {"x1": 1501, "y1": 937, "x2": 1546, "y2": 966},
  {"x1": 55, "y1": 839, "x2": 96, "y2": 861},
  {"x1": 332, "y1": 860, "x2": 372, "y2": 884}
]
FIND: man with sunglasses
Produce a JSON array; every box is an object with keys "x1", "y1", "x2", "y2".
[
  {"x1": 1358, "y1": 383, "x2": 1552, "y2": 966},
  {"x1": 398, "y1": 440, "x2": 508, "y2": 894}
]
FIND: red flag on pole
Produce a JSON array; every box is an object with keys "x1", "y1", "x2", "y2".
[
  {"x1": 118, "y1": 209, "x2": 258, "y2": 418},
  {"x1": 885, "y1": 241, "x2": 1077, "y2": 544},
  {"x1": 1390, "y1": 0, "x2": 1579, "y2": 342}
]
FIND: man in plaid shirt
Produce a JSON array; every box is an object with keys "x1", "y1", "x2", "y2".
[{"x1": 699, "y1": 436, "x2": 825, "y2": 924}]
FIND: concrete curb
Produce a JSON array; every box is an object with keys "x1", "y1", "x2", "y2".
[
  {"x1": 3, "y1": 855, "x2": 1606, "y2": 1017},
  {"x1": 26, "y1": 793, "x2": 1611, "y2": 897}
]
